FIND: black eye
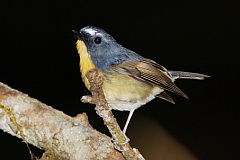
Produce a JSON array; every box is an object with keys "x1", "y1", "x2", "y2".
[{"x1": 94, "y1": 37, "x2": 102, "y2": 44}]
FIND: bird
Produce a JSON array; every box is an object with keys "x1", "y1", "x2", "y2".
[{"x1": 72, "y1": 26, "x2": 209, "y2": 134}]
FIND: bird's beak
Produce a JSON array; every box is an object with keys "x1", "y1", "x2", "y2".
[{"x1": 72, "y1": 29, "x2": 83, "y2": 40}]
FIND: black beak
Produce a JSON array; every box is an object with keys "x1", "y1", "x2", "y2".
[{"x1": 72, "y1": 29, "x2": 83, "y2": 40}]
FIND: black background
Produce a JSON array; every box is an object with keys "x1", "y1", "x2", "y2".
[{"x1": 1, "y1": 0, "x2": 239, "y2": 159}]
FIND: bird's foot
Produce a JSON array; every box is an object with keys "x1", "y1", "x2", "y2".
[{"x1": 111, "y1": 134, "x2": 130, "y2": 151}]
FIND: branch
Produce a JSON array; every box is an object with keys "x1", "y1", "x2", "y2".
[
  {"x1": 81, "y1": 69, "x2": 145, "y2": 160},
  {"x1": 0, "y1": 82, "x2": 124, "y2": 160}
]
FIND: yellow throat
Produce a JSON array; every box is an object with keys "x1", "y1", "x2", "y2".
[{"x1": 76, "y1": 40, "x2": 96, "y2": 89}]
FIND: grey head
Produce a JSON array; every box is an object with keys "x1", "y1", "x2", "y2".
[{"x1": 72, "y1": 26, "x2": 142, "y2": 70}]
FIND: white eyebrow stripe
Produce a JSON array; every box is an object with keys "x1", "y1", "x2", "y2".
[{"x1": 85, "y1": 28, "x2": 97, "y2": 35}]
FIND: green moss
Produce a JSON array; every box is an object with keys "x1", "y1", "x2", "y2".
[{"x1": 0, "y1": 104, "x2": 26, "y2": 138}]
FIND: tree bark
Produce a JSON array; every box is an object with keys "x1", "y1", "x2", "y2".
[{"x1": 0, "y1": 82, "x2": 124, "y2": 160}]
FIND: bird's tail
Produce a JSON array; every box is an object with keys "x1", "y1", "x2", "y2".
[{"x1": 169, "y1": 71, "x2": 210, "y2": 80}]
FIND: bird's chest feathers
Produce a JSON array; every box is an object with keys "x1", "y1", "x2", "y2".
[{"x1": 77, "y1": 40, "x2": 96, "y2": 89}]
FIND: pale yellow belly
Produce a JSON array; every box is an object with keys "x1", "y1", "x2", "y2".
[{"x1": 101, "y1": 71, "x2": 162, "y2": 111}]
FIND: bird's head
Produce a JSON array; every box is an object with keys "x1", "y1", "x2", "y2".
[{"x1": 72, "y1": 26, "x2": 141, "y2": 70}]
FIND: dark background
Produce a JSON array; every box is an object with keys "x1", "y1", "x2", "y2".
[{"x1": 1, "y1": 0, "x2": 239, "y2": 159}]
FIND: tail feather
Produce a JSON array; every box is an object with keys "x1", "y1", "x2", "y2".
[
  {"x1": 169, "y1": 71, "x2": 210, "y2": 80},
  {"x1": 156, "y1": 91, "x2": 176, "y2": 104}
]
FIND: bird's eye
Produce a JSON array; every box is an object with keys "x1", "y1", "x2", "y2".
[{"x1": 94, "y1": 37, "x2": 102, "y2": 44}]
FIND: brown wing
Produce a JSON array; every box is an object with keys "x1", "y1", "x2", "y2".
[{"x1": 110, "y1": 59, "x2": 188, "y2": 99}]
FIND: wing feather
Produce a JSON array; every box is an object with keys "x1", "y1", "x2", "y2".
[{"x1": 110, "y1": 59, "x2": 188, "y2": 98}]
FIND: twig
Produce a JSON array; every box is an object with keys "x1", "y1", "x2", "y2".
[{"x1": 81, "y1": 69, "x2": 145, "y2": 160}]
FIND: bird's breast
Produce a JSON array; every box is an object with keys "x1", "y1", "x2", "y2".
[
  {"x1": 102, "y1": 71, "x2": 163, "y2": 111},
  {"x1": 77, "y1": 40, "x2": 96, "y2": 89}
]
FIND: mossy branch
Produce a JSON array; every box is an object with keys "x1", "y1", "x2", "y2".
[{"x1": 0, "y1": 82, "x2": 124, "y2": 160}]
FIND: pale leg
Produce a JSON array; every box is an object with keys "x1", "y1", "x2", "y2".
[{"x1": 123, "y1": 109, "x2": 135, "y2": 134}]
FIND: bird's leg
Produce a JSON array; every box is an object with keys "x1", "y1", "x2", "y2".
[
  {"x1": 106, "y1": 100, "x2": 136, "y2": 134},
  {"x1": 123, "y1": 110, "x2": 134, "y2": 134},
  {"x1": 94, "y1": 99, "x2": 135, "y2": 151},
  {"x1": 107, "y1": 100, "x2": 136, "y2": 141},
  {"x1": 112, "y1": 110, "x2": 134, "y2": 151}
]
